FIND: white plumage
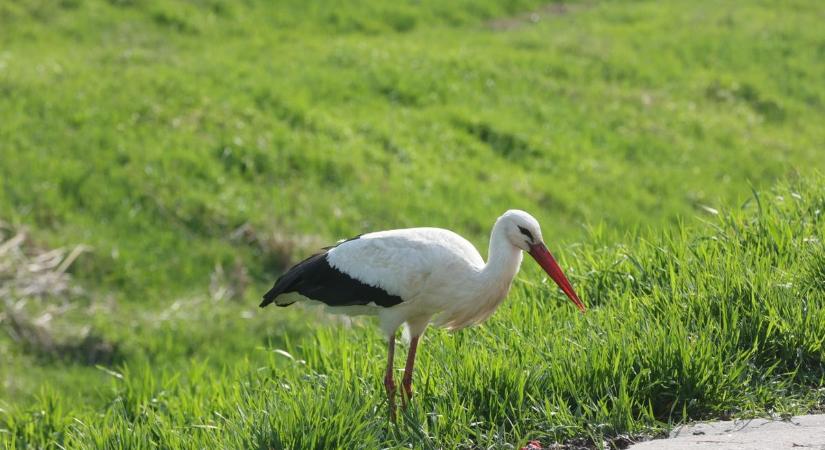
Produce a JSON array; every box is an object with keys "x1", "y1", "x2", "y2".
[
  {"x1": 260, "y1": 209, "x2": 585, "y2": 418},
  {"x1": 327, "y1": 226, "x2": 507, "y2": 333}
]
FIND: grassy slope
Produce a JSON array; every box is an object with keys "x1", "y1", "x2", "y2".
[
  {"x1": 1, "y1": 0, "x2": 823, "y2": 296},
  {"x1": 0, "y1": 0, "x2": 824, "y2": 447}
]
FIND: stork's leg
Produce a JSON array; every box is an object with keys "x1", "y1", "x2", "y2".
[
  {"x1": 401, "y1": 335, "x2": 419, "y2": 407},
  {"x1": 384, "y1": 337, "x2": 397, "y2": 421}
]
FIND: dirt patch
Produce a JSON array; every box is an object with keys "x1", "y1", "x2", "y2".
[
  {"x1": 522, "y1": 433, "x2": 663, "y2": 450},
  {"x1": 209, "y1": 259, "x2": 250, "y2": 302},
  {"x1": 229, "y1": 222, "x2": 324, "y2": 274},
  {"x1": 487, "y1": 2, "x2": 590, "y2": 31},
  {"x1": 5, "y1": 305, "x2": 121, "y2": 365},
  {"x1": 0, "y1": 222, "x2": 87, "y2": 301},
  {"x1": 0, "y1": 220, "x2": 121, "y2": 365}
]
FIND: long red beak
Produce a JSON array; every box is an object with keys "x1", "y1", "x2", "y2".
[{"x1": 528, "y1": 243, "x2": 586, "y2": 313}]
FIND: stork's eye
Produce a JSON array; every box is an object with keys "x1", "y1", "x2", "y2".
[{"x1": 517, "y1": 226, "x2": 534, "y2": 242}]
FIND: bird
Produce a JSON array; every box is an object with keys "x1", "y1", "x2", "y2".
[{"x1": 260, "y1": 210, "x2": 585, "y2": 418}]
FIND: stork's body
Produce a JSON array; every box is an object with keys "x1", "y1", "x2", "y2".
[{"x1": 260, "y1": 210, "x2": 584, "y2": 418}]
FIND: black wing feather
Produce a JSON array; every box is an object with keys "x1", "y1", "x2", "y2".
[{"x1": 259, "y1": 237, "x2": 404, "y2": 309}]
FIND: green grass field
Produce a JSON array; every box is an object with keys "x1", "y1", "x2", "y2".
[{"x1": 1, "y1": 0, "x2": 824, "y2": 448}]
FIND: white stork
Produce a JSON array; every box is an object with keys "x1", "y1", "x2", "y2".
[{"x1": 260, "y1": 210, "x2": 585, "y2": 417}]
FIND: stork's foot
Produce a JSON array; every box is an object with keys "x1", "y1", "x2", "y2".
[{"x1": 384, "y1": 375, "x2": 397, "y2": 421}]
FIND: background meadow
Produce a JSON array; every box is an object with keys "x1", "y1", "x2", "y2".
[{"x1": 1, "y1": 0, "x2": 824, "y2": 448}]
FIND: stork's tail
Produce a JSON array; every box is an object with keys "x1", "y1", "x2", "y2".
[
  {"x1": 259, "y1": 278, "x2": 298, "y2": 307},
  {"x1": 261, "y1": 234, "x2": 369, "y2": 308},
  {"x1": 260, "y1": 252, "x2": 328, "y2": 308}
]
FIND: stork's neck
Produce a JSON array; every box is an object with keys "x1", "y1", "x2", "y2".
[{"x1": 479, "y1": 218, "x2": 523, "y2": 288}]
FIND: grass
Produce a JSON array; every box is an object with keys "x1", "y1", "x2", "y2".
[
  {"x1": 1, "y1": 0, "x2": 824, "y2": 447},
  {"x1": 2, "y1": 177, "x2": 824, "y2": 449},
  {"x1": 2, "y1": 0, "x2": 824, "y2": 297}
]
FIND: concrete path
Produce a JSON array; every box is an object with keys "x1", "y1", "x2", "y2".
[{"x1": 627, "y1": 414, "x2": 825, "y2": 450}]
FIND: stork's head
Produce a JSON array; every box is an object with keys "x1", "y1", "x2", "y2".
[{"x1": 499, "y1": 210, "x2": 586, "y2": 313}]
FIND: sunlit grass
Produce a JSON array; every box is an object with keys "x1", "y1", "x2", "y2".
[
  {"x1": 3, "y1": 178, "x2": 823, "y2": 448},
  {"x1": 1, "y1": 0, "x2": 823, "y2": 297}
]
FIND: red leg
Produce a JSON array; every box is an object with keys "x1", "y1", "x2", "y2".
[
  {"x1": 401, "y1": 335, "x2": 419, "y2": 407},
  {"x1": 384, "y1": 337, "x2": 397, "y2": 421}
]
